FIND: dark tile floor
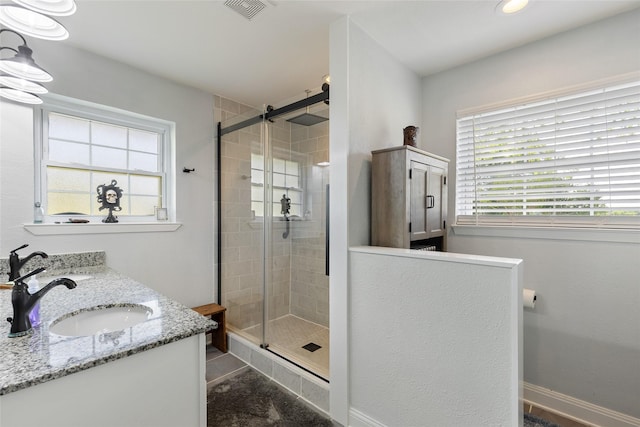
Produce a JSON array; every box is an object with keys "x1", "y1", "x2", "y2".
[
  {"x1": 205, "y1": 345, "x2": 249, "y2": 386},
  {"x1": 205, "y1": 345, "x2": 589, "y2": 427},
  {"x1": 206, "y1": 345, "x2": 337, "y2": 427}
]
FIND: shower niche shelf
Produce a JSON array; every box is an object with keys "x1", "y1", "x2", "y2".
[{"x1": 371, "y1": 145, "x2": 449, "y2": 251}]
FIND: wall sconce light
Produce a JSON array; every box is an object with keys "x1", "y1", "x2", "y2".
[{"x1": 0, "y1": 0, "x2": 76, "y2": 40}]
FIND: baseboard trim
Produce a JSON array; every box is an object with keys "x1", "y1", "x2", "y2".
[
  {"x1": 523, "y1": 382, "x2": 640, "y2": 427},
  {"x1": 349, "y1": 408, "x2": 388, "y2": 427}
]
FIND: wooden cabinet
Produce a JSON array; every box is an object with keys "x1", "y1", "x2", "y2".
[{"x1": 371, "y1": 145, "x2": 449, "y2": 250}]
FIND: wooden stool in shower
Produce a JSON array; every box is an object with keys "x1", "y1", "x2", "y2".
[{"x1": 192, "y1": 303, "x2": 227, "y2": 353}]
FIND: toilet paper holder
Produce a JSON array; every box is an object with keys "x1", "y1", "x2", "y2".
[{"x1": 523, "y1": 288, "x2": 537, "y2": 309}]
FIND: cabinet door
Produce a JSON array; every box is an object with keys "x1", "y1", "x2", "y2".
[
  {"x1": 410, "y1": 161, "x2": 429, "y2": 241},
  {"x1": 426, "y1": 164, "x2": 446, "y2": 238}
]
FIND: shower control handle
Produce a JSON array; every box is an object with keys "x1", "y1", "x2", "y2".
[{"x1": 280, "y1": 194, "x2": 291, "y2": 215}]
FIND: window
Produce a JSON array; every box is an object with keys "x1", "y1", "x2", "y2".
[
  {"x1": 250, "y1": 153, "x2": 302, "y2": 218},
  {"x1": 456, "y1": 79, "x2": 640, "y2": 229},
  {"x1": 36, "y1": 96, "x2": 174, "y2": 222}
]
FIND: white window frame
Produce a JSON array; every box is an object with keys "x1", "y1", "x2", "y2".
[
  {"x1": 455, "y1": 75, "x2": 640, "y2": 233},
  {"x1": 250, "y1": 151, "x2": 304, "y2": 219},
  {"x1": 28, "y1": 94, "x2": 178, "y2": 233}
]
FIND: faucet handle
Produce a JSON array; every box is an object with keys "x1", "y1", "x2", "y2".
[
  {"x1": 14, "y1": 267, "x2": 46, "y2": 284},
  {"x1": 10, "y1": 244, "x2": 29, "y2": 255}
]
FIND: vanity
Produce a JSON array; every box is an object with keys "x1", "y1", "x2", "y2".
[{"x1": 0, "y1": 251, "x2": 216, "y2": 427}]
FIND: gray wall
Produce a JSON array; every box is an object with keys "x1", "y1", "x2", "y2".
[
  {"x1": 0, "y1": 41, "x2": 216, "y2": 308},
  {"x1": 421, "y1": 10, "x2": 640, "y2": 417}
]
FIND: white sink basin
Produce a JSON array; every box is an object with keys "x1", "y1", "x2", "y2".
[{"x1": 50, "y1": 304, "x2": 153, "y2": 337}]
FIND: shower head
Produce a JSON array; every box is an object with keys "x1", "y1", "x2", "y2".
[
  {"x1": 286, "y1": 88, "x2": 329, "y2": 126},
  {"x1": 286, "y1": 113, "x2": 328, "y2": 126}
]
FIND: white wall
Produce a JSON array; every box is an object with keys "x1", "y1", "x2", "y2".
[
  {"x1": 344, "y1": 21, "x2": 423, "y2": 246},
  {"x1": 422, "y1": 10, "x2": 640, "y2": 418},
  {"x1": 349, "y1": 247, "x2": 522, "y2": 427},
  {"x1": 0, "y1": 41, "x2": 216, "y2": 308},
  {"x1": 329, "y1": 16, "x2": 423, "y2": 425}
]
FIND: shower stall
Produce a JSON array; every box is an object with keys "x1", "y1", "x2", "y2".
[{"x1": 217, "y1": 86, "x2": 330, "y2": 380}]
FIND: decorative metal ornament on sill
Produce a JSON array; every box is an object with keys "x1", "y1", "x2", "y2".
[{"x1": 96, "y1": 180, "x2": 123, "y2": 223}]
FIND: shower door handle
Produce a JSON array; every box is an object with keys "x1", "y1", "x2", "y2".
[{"x1": 325, "y1": 184, "x2": 330, "y2": 277}]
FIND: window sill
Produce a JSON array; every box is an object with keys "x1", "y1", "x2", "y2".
[
  {"x1": 24, "y1": 222, "x2": 182, "y2": 236},
  {"x1": 451, "y1": 225, "x2": 640, "y2": 244}
]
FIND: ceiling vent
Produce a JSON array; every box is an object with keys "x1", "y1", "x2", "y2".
[{"x1": 224, "y1": 0, "x2": 267, "y2": 20}]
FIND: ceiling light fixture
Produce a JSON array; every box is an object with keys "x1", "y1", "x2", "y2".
[
  {"x1": 0, "y1": 3, "x2": 69, "y2": 40},
  {"x1": 497, "y1": 0, "x2": 529, "y2": 14},
  {"x1": 0, "y1": 2, "x2": 74, "y2": 105},
  {"x1": 0, "y1": 74, "x2": 48, "y2": 93},
  {"x1": 0, "y1": 29, "x2": 52, "y2": 84},
  {"x1": 0, "y1": 86, "x2": 42, "y2": 104},
  {"x1": 11, "y1": 0, "x2": 77, "y2": 16},
  {"x1": 0, "y1": 45, "x2": 52, "y2": 82}
]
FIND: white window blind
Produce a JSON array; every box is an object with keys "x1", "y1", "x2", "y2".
[{"x1": 456, "y1": 80, "x2": 640, "y2": 229}]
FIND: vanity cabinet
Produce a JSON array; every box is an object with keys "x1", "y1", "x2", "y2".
[
  {"x1": 371, "y1": 145, "x2": 449, "y2": 251},
  {"x1": 0, "y1": 335, "x2": 206, "y2": 427},
  {"x1": 0, "y1": 258, "x2": 213, "y2": 427}
]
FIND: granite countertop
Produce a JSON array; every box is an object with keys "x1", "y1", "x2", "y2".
[{"x1": 0, "y1": 252, "x2": 216, "y2": 396}]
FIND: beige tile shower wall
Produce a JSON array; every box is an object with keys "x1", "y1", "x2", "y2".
[
  {"x1": 290, "y1": 116, "x2": 330, "y2": 327},
  {"x1": 270, "y1": 227, "x2": 292, "y2": 320},
  {"x1": 291, "y1": 235, "x2": 329, "y2": 326}
]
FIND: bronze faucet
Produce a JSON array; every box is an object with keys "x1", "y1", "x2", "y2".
[
  {"x1": 8, "y1": 244, "x2": 48, "y2": 281},
  {"x1": 7, "y1": 267, "x2": 77, "y2": 337}
]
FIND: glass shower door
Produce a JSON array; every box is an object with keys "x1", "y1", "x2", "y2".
[
  {"x1": 220, "y1": 98, "x2": 330, "y2": 380},
  {"x1": 262, "y1": 107, "x2": 330, "y2": 380},
  {"x1": 219, "y1": 107, "x2": 267, "y2": 348}
]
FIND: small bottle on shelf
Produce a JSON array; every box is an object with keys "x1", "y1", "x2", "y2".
[{"x1": 34, "y1": 202, "x2": 44, "y2": 223}]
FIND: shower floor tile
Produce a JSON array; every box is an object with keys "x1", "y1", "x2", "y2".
[{"x1": 239, "y1": 314, "x2": 329, "y2": 380}]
